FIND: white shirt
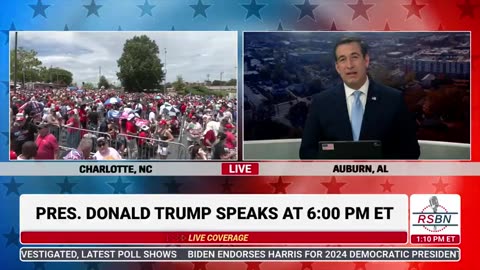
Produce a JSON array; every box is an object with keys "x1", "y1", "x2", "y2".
[
  {"x1": 149, "y1": 111, "x2": 156, "y2": 123},
  {"x1": 344, "y1": 78, "x2": 369, "y2": 122},
  {"x1": 93, "y1": 147, "x2": 122, "y2": 160}
]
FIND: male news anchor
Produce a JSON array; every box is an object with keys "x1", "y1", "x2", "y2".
[{"x1": 299, "y1": 37, "x2": 420, "y2": 159}]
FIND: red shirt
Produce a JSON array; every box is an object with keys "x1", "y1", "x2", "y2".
[
  {"x1": 138, "y1": 131, "x2": 148, "y2": 145},
  {"x1": 224, "y1": 131, "x2": 236, "y2": 149},
  {"x1": 79, "y1": 108, "x2": 87, "y2": 122},
  {"x1": 203, "y1": 129, "x2": 216, "y2": 147},
  {"x1": 66, "y1": 117, "x2": 79, "y2": 133},
  {"x1": 35, "y1": 133, "x2": 59, "y2": 160},
  {"x1": 125, "y1": 121, "x2": 137, "y2": 140}
]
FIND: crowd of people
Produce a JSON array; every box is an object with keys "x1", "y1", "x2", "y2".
[{"x1": 9, "y1": 87, "x2": 237, "y2": 160}]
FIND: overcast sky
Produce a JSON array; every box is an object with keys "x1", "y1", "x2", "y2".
[{"x1": 10, "y1": 31, "x2": 237, "y2": 85}]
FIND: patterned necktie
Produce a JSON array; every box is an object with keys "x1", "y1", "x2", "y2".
[{"x1": 351, "y1": 91, "x2": 364, "y2": 141}]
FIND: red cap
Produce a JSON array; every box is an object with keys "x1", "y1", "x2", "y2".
[{"x1": 10, "y1": 151, "x2": 17, "y2": 160}]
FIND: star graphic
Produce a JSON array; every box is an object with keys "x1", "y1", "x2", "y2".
[
  {"x1": 408, "y1": 262, "x2": 420, "y2": 270},
  {"x1": 330, "y1": 20, "x2": 340, "y2": 31},
  {"x1": 171, "y1": 25, "x2": 175, "y2": 30},
  {"x1": 0, "y1": 131, "x2": 9, "y2": 141},
  {"x1": 225, "y1": 25, "x2": 230, "y2": 31},
  {"x1": 1, "y1": 80, "x2": 9, "y2": 97},
  {"x1": 64, "y1": 24, "x2": 69, "y2": 31},
  {"x1": 294, "y1": 0, "x2": 318, "y2": 21},
  {"x1": 193, "y1": 262, "x2": 208, "y2": 270},
  {"x1": 222, "y1": 178, "x2": 233, "y2": 193},
  {"x1": 438, "y1": 23, "x2": 444, "y2": 30},
  {"x1": 321, "y1": 177, "x2": 346, "y2": 194},
  {"x1": 117, "y1": 25, "x2": 122, "y2": 31},
  {"x1": 347, "y1": 0, "x2": 374, "y2": 21},
  {"x1": 301, "y1": 262, "x2": 313, "y2": 270},
  {"x1": 380, "y1": 179, "x2": 394, "y2": 192},
  {"x1": 1, "y1": 22, "x2": 16, "y2": 45},
  {"x1": 139, "y1": 262, "x2": 154, "y2": 270},
  {"x1": 433, "y1": 178, "x2": 449, "y2": 193},
  {"x1": 29, "y1": 0, "x2": 50, "y2": 18},
  {"x1": 57, "y1": 177, "x2": 77, "y2": 194},
  {"x1": 270, "y1": 176, "x2": 291, "y2": 194},
  {"x1": 85, "y1": 262, "x2": 100, "y2": 270},
  {"x1": 245, "y1": 262, "x2": 262, "y2": 270},
  {"x1": 383, "y1": 21, "x2": 394, "y2": 31},
  {"x1": 3, "y1": 227, "x2": 19, "y2": 248},
  {"x1": 84, "y1": 0, "x2": 102, "y2": 17},
  {"x1": 34, "y1": 262, "x2": 46, "y2": 270},
  {"x1": 277, "y1": 21, "x2": 284, "y2": 30},
  {"x1": 242, "y1": 0, "x2": 266, "y2": 20},
  {"x1": 190, "y1": 0, "x2": 211, "y2": 18},
  {"x1": 402, "y1": 0, "x2": 426, "y2": 19},
  {"x1": 3, "y1": 177, "x2": 23, "y2": 196},
  {"x1": 457, "y1": 0, "x2": 477, "y2": 19},
  {"x1": 354, "y1": 262, "x2": 367, "y2": 270},
  {"x1": 137, "y1": 0, "x2": 155, "y2": 17},
  {"x1": 108, "y1": 177, "x2": 131, "y2": 194},
  {"x1": 164, "y1": 178, "x2": 182, "y2": 193}
]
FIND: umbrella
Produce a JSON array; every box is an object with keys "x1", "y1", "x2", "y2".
[
  {"x1": 159, "y1": 102, "x2": 179, "y2": 115},
  {"x1": 19, "y1": 100, "x2": 44, "y2": 116},
  {"x1": 108, "y1": 110, "x2": 121, "y2": 119},
  {"x1": 104, "y1": 97, "x2": 122, "y2": 105},
  {"x1": 119, "y1": 111, "x2": 130, "y2": 120},
  {"x1": 168, "y1": 106, "x2": 180, "y2": 116}
]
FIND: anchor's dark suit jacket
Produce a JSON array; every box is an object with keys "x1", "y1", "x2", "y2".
[{"x1": 299, "y1": 80, "x2": 420, "y2": 159}]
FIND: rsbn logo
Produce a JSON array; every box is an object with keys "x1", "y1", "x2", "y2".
[{"x1": 412, "y1": 196, "x2": 459, "y2": 233}]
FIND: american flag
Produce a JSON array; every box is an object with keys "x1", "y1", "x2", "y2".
[{"x1": 322, "y1": 143, "x2": 335, "y2": 151}]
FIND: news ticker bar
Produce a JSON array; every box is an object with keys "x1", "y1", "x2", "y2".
[
  {"x1": 20, "y1": 247, "x2": 460, "y2": 262},
  {"x1": 20, "y1": 194, "x2": 409, "y2": 244},
  {"x1": 2, "y1": 162, "x2": 480, "y2": 176}
]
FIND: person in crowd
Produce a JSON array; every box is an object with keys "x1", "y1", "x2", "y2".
[
  {"x1": 35, "y1": 122, "x2": 59, "y2": 160},
  {"x1": 190, "y1": 142, "x2": 208, "y2": 160},
  {"x1": 211, "y1": 132, "x2": 236, "y2": 160},
  {"x1": 125, "y1": 114, "x2": 138, "y2": 159},
  {"x1": 88, "y1": 106, "x2": 99, "y2": 131},
  {"x1": 65, "y1": 111, "x2": 81, "y2": 148},
  {"x1": 46, "y1": 108, "x2": 61, "y2": 141},
  {"x1": 186, "y1": 115, "x2": 202, "y2": 146},
  {"x1": 93, "y1": 137, "x2": 122, "y2": 160},
  {"x1": 156, "y1": 120, "x2": 174, "y2": 160},
  {"x1": 17, "y1": 141, "x2": 37, "y2": 160},
  {"x1": 11, "y1": 113, "x2": 37, "y2": 155},
  {"x1": 63, "y1": 137, "x2": 93, "y2": 160}
]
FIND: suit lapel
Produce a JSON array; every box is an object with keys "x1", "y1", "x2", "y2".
[
  {"x1": 360, "y1": 80, "x2": 381, "y2": 139},
  {"x1": 333, "y1": 84, "x2": 353, "y2": 140}
]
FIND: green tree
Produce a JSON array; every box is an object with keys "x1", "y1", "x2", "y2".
[
  {"x1": 172, "y1": 75, "x2": 186, "y2": 94},
  {"x1": 82, "y1": 82, "x2": 96, "y2": 89},
  {"x1": 98, "y1": 75, "x2": 110, "y2": 89},
  {"x1": 10, "y1": 48, "x2": 43, "y2": 83},
  {"x1": 211, "y1": 80, "x2": 226, "y2": 86},
  {"x1": 43, "y1": 67, "x2": 73, "y2": 85},
  {"x1": 116, "y1": 35, "x2": 165, "y2": 92},
  {"x1": 226, "y1": 78, "x2": 237, "y2": 86}
]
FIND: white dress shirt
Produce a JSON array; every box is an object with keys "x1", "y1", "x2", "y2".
[{"x1": 344, "y1": 78, "x2": 369, "y2": 122}]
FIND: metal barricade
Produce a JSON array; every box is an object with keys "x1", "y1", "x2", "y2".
[{"x1": 59, "y1": 125, "x2": 189, "y2": 160}]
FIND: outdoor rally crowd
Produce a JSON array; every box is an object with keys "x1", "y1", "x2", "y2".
[{"x1": 9, "y1": 87, "x2": 237, "y2": 160}]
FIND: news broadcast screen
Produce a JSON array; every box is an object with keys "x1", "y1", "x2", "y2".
[{"x1": 0, "y1": 0, "x2": 479, "y2": 270}]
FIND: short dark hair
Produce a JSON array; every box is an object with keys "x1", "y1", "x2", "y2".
[{"x1": 333, "y1": 37, "x2": 368, "y2": 61}]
